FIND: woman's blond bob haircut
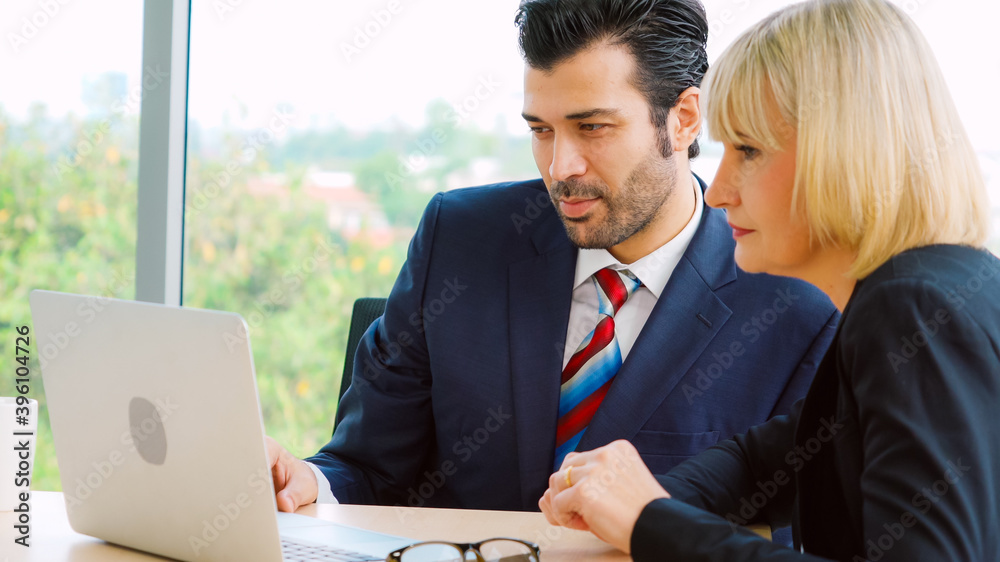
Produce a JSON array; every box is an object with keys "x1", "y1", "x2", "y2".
[{"x1": 703, "y1": 0, "x2": 989, "y2": 279}]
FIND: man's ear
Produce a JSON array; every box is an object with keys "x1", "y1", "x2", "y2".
[{"x1": 670, "y1": 86, "x2": 701, "y2": 155}]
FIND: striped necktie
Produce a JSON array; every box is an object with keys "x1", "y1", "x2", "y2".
[{"x1": 554, "y1": 267, "x2": 642, "y2": 469}]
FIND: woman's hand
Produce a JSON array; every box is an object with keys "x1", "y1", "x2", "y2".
[{"x1": 538, "y1": 440, "x2": 671, "y2": 553}]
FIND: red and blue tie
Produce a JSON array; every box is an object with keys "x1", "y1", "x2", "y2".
[{"x1": 554, "y1": 267, "x2": 642, "y2": 469}]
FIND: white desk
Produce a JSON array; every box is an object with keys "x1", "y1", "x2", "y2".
[
  {"x1": 3, "y1": 491, "x2": 768, "y2": 560},
  {"x1": 2, "y1": 491, "x2": 629, "y2": 561}
]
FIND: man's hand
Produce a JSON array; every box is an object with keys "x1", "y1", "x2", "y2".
[
  {"x1": 266, "y1": 436, "x2": 320, "y2": 512},
  {"x1": 538, "y1": 440, "x2": 670, "y2": 554}
]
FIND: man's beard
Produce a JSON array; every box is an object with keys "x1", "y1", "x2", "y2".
[{"x1": 550, "y1": 151, "x2": 678, "y2": 250}]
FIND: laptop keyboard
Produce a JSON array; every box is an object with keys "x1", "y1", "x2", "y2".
[{"x1": 281, "y1": 537, "x2": 383, "y2": 561}]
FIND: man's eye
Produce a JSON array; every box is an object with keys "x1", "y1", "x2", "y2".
[
  {"x1": 530, "y1": 126, "x2": 551, "y2": 134},
  {"x1": 580, "y1": 123, "x2": 606, "y2": 132}
]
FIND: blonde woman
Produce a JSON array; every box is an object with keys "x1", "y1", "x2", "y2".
[{"x1": 538, "y1": 0, "x2": 1000, "y2": 559}]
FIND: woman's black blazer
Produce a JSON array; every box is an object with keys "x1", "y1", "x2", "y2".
[{"x1": 634, "y1": 245, "x2": 1000, "y2": 561}]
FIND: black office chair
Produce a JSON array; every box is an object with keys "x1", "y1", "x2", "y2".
[{"x1": 333, "y1": 297, "x2": 387, "y2": 431}]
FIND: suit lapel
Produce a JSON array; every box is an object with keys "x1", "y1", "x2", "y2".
[
  {"x1": 508, "y1": 211, "x2": 576, "y2": 509},
  {"x1": 577, "y1": 258, "x2": 730, "y2": 449},
  {"x1": 578, "y1": 195, "x2": 739, "y2": 450}
]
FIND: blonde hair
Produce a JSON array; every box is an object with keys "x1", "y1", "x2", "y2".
[{"x1": 703, "y1": 0, "x2": 989, "y2": 278}]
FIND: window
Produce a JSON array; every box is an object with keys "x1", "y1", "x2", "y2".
[
  {"x1": 183, "y1": 0, "x2": 539, "y2": 456},
  {"x1": 1, "y1": 0, "x2": 145, "y2": 490}
]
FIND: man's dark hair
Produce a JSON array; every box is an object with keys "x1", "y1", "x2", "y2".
[{"x1": 515, "y1": 0, "x2": 709, "y2": 159}]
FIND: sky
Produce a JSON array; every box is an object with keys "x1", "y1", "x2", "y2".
[{"x1": 2, "y1": 0, "x2": 999, "y2": 151}]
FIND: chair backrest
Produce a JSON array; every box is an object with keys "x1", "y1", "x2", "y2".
[{"x1": 334, "y1": 297, "x2": 387, "y2": 431}]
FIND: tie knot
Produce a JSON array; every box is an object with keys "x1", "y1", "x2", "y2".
[{"x1": 593, "y1": 267, "x2": 642, "y2": 317}]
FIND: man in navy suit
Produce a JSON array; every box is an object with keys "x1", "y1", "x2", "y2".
[{"x1": 266, "y1": 0, "x2": 837, "y2": 514}]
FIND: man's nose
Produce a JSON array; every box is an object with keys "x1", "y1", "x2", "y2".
[{"x1": 549, "y1": 136, "x2": 587, "y2": 182}]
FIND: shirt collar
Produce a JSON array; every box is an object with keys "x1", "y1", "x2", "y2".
[{"x1": 572, "y1": 174, "x2": 704, "y2": 298}]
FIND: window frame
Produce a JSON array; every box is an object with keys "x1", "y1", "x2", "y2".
[{"x1": 135, "y1": 0, "x2": 190, "y2": 306}]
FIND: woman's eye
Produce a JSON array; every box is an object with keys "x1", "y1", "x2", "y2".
[{"x1": 736, "y1": 145, "x2": 760, "y2": 160}]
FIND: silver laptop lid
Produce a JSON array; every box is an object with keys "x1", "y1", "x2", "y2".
[{"x1": 30, "y1": 290, "x2": 285, "y2": 561}]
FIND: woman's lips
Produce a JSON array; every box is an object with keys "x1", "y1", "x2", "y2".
[{"x1": 728, "y1": 222, "x2": 755, "y2": 239}]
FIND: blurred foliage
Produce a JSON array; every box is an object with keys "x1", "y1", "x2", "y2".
[
  {"x1": 1, "y1": 103, "x2": 139, "y2": 491},
  {"x1": 0, "y1": 100, "x2": 535, "y2": 491}
]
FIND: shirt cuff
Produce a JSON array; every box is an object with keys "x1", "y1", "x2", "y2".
[{"x1": 304, "y1": 461, "x2": 339, "y2": 504}]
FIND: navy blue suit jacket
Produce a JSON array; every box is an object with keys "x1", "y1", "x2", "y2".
[{"x1": 308, "y1": 178, "x2": 838, "y2": 511}]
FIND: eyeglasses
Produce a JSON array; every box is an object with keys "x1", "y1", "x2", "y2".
[{"x1": 385, "y1": 537, "x2": 540, "y2": 562}]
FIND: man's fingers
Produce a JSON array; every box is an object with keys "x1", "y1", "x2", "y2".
[
  {"x1": 276, "y1": 486, "x2": 306, "y2": 513},
  {"x1": 265, "y1": 437, "x2": 319, "y2": 513},
  {"x1": 270, "y1": 447, "x2": 291, "y2": 491},
  {"x1": 266, "y1": 436, "x2": 293, "y2": 493},
  {"x1": 276, "y1": 489, "x2": 297, "y2": 513},
  {"x1": 275, "y1": 460, "x2": 318, "y2": 512},
  {"x1": 265, "y1": 436, "x2": 282, "y2": 469}
]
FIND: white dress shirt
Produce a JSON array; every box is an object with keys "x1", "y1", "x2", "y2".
[
  {"x1": 562, "y1": 175, "x2": 703, "y2": 367},
  {"x1": 310, "y1": 175, "x2": 704, "y2": 504}
]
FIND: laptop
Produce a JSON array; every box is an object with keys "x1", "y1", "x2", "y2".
[{"x1": 29, "y1": 290, "x2": 414, "y2": 561}]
